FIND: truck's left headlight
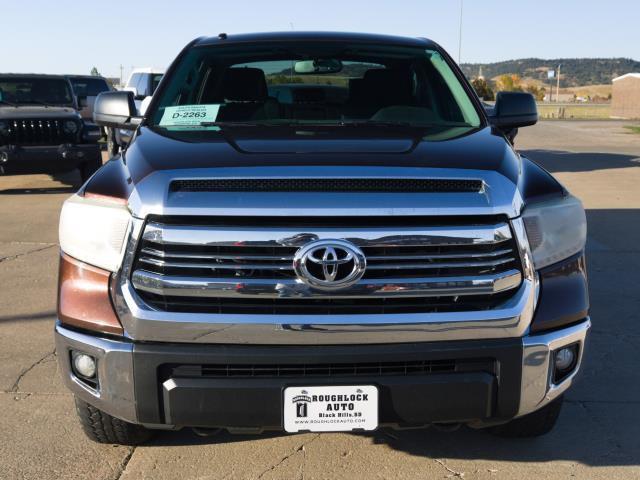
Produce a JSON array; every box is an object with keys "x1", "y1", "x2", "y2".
[
  {"x1": 59, "y1": 195, "x2": 131, "y2": 272},
  {"x1": 522, "y1": 194, "x2": 587, "y2": 270}
]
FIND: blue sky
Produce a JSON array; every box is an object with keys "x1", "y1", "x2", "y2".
[{"x1": 1, "y1": 0, "x2": 638, "y2": 79}]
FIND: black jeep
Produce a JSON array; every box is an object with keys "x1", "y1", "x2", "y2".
[{"x1": 0, "y1": 74, "x2": 102, "y2": 182}]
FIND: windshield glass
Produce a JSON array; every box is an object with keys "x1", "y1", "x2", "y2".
[
  {"x1": 0, "y1": 77, "x2": 74, "y2": 106},
  {"x1": 149, "y1": 42, "x2": 481, "y2": 130},
  {"x1": 68, "y1": 77, "x2": 110, "y2": 97}
]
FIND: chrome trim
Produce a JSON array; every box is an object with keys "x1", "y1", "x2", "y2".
[
  {"x1": 142, "y1": 221, "x2": 512, "y2": 247},
  {"x1": 366, "y1": 257, "x2": 516, "y2": 270},
  {"x1": 131, "y1": 269, "x2": 522, "y2": 299},
  {"x1": 367, "y1": 248, "x2": 514, "y2": 260},
  {"x1": 141, "y1": 247, "x2": 295, "y2": 261},
  {"x1": 292, "y1": 239, "x2": 367, "y2": 290},
  {"x1": 112, "y1": 165, "x2": 538, "y2": 344},
  {"x1": 137, "y1": 256, "x2": 515, "y2": 271},
  {"x1": 139, "y1": 257, "x2": 294, "y2": 270},
  {"x1": 126, "y1": 166, "x2": 525, "y2": 219},
  {"x1": 518, "y1": 318, "x2": 591, "y2": 417},
  {"x1": 54, "y1": 323, "x2": 137, "y2": 423},
  {"x1": 111, "y1": 215, "x2": 537, "y2": 344}
]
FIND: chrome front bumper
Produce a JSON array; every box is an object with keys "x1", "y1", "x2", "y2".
[{"x1": 55, "y1": 318, "x2": 590, "y2": 426}]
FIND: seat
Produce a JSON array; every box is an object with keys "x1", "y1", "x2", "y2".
[
  {"x1": 213, "y1": 68, "x2": 279, "y2": 122},
  {"x1": 346, "y1": 69, "x2": 414, "y2": 118}
]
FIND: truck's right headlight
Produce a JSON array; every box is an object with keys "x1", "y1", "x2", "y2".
[
  {"x1": 522, "y1": 194, "x2": 587, "y2": 270},
  {"x1": 59, "y1": 194, "x2": 131, "y2": 272}
]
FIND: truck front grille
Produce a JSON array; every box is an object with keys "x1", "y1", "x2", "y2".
[
  {"x1": 130, "y1": 217, "x2": 523, "y2": 315},
  {"x1": 1, "y1": 119, "x2": 77, "y2": 146}
]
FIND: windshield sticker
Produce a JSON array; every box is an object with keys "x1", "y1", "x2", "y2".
[{"x1": 160, "y1": 104, "x2": 220, "y2": 126}]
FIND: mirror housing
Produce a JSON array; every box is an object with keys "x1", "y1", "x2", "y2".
[
  {"x1": 488, "y1": 92, "x2": 538, "y2": 130},
  {"x1": 77, "y1": 96, "x2": 88, "y2": 109},
  {"x1": 294, "y1": 59, "x2": 343, "y2": 74},
  {"x1": 93, "y1": 91, "x2": 141, "y2": 130}
]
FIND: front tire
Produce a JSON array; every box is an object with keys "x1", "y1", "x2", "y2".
[
  {"x1": 489, "y1": 395, "x2": 563, "y2": 438},
  {"x1": 75, "y1": 397, "x2": 153, "y2": 445}
]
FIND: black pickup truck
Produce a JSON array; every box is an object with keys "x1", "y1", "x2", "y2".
[
  {"x1": 0, "y1": 74, "x2": 102, "y2": 181},
  {"x1": 55, "y1": 32, "x2": 589, "y2": 445}
]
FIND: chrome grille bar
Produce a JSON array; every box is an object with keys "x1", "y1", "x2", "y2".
[
  {"x1": 132, "y1": 269, "x2": 522, "y2": 299},
  {"x1": 141, "y1": 222, "x2": 513, "y2": 247},
  {"x1": 131, "y1": 219, "x2": 524, "y2": 307}
]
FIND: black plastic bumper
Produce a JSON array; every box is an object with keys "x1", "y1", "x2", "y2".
[
  {"x1": 0, "y1": 143, "x2": 100, "y2": 175},
  {"x1": 133, "y1": 339, "x2": 523, "y2": 429}
]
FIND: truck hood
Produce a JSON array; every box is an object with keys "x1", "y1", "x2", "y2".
[
  {"x1": 0, "y1": 105, "x2": 79, "y2": 120},
  {"x1": 125, "y1": 125, "x2": 519, "y2": 185},
  {"x1": 109, "y1": 124, "x2": 540, "y2": 219}
]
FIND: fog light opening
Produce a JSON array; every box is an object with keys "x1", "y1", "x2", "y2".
[
  {"x1": 71, "y1": 351, "x2": 97, "y2": 381},
  {"x1": 553, "y1": 343, "x2": 579, "y2": 384}
]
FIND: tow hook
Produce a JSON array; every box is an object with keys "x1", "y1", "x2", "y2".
[{"x1": 60, "y1": 144, "x2": 85, "y2": 160}]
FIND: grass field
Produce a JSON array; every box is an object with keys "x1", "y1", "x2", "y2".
[
  {"x1": 537, "y1": 103, "x2": 611, "y2": 119},
  {"x1": 625, "y1": 125, "x2": 640, "y2": 134}
]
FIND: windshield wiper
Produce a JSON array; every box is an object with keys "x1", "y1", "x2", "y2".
[{"x1": 199, "y1": 121, "x2": 281, "y2": 127}]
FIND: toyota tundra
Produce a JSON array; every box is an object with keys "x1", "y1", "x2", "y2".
[{"x1": 56, "y1": 32, "x2": 590, "y2": 445}]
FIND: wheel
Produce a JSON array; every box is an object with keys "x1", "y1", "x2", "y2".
[
  {"x1": 79, "y1": 152, "x2": 103, "y2": 183},
  {"x1": 106, "y1": 127, "x2": 120, "y2": 157},
  {"x1": 74, "y1": 397, "x2": 153, "y2": 445},
  {"x1": 489, "y1": 395, "x2": 563, "y2": 438}
]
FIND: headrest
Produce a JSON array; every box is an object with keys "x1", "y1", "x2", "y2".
[
  {"x1": 363, "y1": 69, "x2": 413, "y2": 100},
  {"x1": 221, "y1": 68, "x2": 268, "y2": 101}
]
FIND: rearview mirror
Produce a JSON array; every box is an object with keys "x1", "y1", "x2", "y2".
[
  {"x1": 294, "y1": 59, "x2": 342, "y2": 74},
  {"x1": 488, "y1": 92, "x2": 538, "y2": 130},
  {"x1": 93, "y1": 91, "x2": 141, "y2": 130}
]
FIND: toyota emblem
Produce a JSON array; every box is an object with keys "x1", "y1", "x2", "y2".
[{"x1": 293, "y1": 239, "x2": 366, "y2": 290}]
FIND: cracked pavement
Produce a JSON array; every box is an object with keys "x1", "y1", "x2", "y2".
[{"x1": 1, "y1": 121, "x2": 639, "y2": 479}]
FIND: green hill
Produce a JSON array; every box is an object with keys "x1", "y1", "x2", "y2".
[{"x1": 460, "y1": 58, "x2": 640, "y2": 87}]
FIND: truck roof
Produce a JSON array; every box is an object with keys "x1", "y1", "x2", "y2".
[
  {"x1": 195, "y1": 31, "x2": 436, "y2": 49},
  {"x1": 0, "y1": 73, "x2": 71, "y2": 79},
  {"x1": 129, "y1": 67, "x2": 164, "y2": 74},
  {"x1": 64, "y1": 74, "x2": 110, "y2": 81}
]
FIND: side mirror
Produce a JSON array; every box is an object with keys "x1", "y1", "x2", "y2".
[
  {"x1": 77, "y1": 96, "x2": 88, "y2": 108},
  {"x1": 488, "y1": 92, "x2": 538, "y2": 130},
  {"x1": 93, "y1": 91, "x2": 141, "y2": 130}
]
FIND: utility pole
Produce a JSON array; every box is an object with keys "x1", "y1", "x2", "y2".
[
  {"x1": 119, "y1": 64, "x2": 123, "y2": 88},
  {"x1": 458, "y1": 0, "x2": 464, "y2": 63},
  {"x1": 556, "y1": 64, "x2": 562, "y2": 103}
]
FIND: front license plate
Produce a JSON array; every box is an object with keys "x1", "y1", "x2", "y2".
[{"x1": 283, "y1": 385, "x2": 378, "y2": 433}]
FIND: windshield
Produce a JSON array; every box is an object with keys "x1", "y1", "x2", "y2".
[
  {"x1": 68, "y1": 77, "x2": 110, "y2": 97},
  {"x1": 149, "y1": 42, "x2": 481, "y2": 130},
  {"x1": 0, "y1": 77, "x2": 74, "y2": 106}
]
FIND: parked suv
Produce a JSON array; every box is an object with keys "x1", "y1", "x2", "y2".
[
  {"x1": 0, "y1": 74, "x2": 102, "y2": 181},
  {"x1": 65, "y1": 75, "x2": 112, "y2": 123},
  {"x1": 106, "y1": 68, "x2": 163, "y2": 156},
  {"x1": 56, "y1": 32, "x2": 590, "y2": 445}
]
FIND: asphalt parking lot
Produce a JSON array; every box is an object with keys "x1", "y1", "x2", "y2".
[{"x1": 1, "y1": 120, "x2": 639, "y2": 479}]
